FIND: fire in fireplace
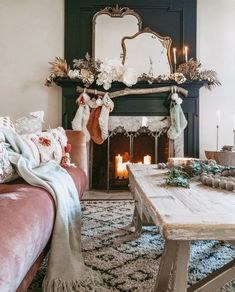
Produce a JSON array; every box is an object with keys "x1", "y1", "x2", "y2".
[{"x1": 115, "y1": 153, "x2": 151, "y2": 180}]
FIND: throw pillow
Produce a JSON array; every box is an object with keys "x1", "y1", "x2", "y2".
[
  {"x1": 0, "y1": 116, "x2": 15, "y2": 130},
  {"x1": 14, "y1": 111, "x2": 44, "y2": 135},
  {"x1": 22, "y1": 127, "x2": 72, "y2": 167},
  {"x1": 0, "y1": 141, "x2": 16, "y2": 183}
]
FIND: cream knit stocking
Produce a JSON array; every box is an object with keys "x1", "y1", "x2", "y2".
[{"x1": 98, "y1": 93, "x2": 114, "y2": 140}]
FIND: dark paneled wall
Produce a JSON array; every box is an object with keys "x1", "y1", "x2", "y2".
[{"x1": 65, "y1": 0, "x2": 197, "y2": 64}]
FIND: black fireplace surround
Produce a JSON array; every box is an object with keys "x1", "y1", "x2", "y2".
[{"x1": 57, "y1": 0, "x2": 204, "y2": 158}]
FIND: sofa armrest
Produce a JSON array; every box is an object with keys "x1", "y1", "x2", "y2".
[{"x1": 65, "y1": 130, "x2": 87, "y2": 175}]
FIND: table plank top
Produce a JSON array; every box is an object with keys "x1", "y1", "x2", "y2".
[{"x1": 128, "y1": 164, "x2": 235, "y2": 240}]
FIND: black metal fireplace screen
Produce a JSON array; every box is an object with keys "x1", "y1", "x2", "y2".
[{"x1": 90, "y1": 124, "x2": 171, "y2": 192}]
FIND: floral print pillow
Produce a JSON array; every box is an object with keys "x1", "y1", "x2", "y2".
[{"x1": 22, "y1": 127, "x2": 72, "y2": 167}]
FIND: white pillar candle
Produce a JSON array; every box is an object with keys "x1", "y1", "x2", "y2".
[
  {"x1": 185, "y1": 46, "x2": 188, "y2": 62},
  {"x1": 144, "y1": 155, "x2": 151, "y2": 165},
  {"x1": 115, "y1": 154, "x2": 123, "y2": 178}
]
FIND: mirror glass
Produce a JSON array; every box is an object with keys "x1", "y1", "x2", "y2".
[
  {"x1": 122, "y1": 28, "x2": 173, "y2": 77},
  {"x1": 92, "y1": 6, "x2": 142, "y2": 61}
]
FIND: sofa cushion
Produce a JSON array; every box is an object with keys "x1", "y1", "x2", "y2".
[{"x1": 0, "y1": 166, "x2": 86, "y2": 292}]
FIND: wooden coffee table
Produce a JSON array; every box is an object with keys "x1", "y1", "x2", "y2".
[{"x1": 128, "y1": 164, "x2": 235, "y2": 292}]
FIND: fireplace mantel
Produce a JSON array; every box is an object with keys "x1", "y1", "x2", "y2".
[{"x1": 54, "y1": 79, "x2": 205, "y2": 157}]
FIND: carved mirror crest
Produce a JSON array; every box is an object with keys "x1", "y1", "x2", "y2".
[
  {"x1": 122, "y1": 28, "x2": 173, "y2": 77},
  {"x1": 92, "y1": 5, "x2": 142, "y2": 62}
]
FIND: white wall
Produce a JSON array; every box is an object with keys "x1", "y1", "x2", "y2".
[
  {"x1": 0, "y1": 0, "x2": 64, "y2": 128},
  {"x1": 197, "y1": 0, "x2": 235, "y2": 157},
  {"x1": 1, "y1": 0, "x2": 235, "y2": 156}
]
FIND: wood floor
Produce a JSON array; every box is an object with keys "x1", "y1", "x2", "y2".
[{"x1": 82, "y1": 190, "x2": 133, "y2": 200}]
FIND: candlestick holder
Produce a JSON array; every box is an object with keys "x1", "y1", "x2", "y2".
[
  {"x1": 216, "y1": 125, "x2": 219, "y2": 151},
  {"x1": 174, "y1": 64, "x2": 177, "y2": 73}
]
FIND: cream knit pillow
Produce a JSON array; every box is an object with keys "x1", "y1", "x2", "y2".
[{"x1": 14, "y1": 111, "x2": 44, "y2": 135}]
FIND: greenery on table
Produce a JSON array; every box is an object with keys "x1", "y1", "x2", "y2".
[
  {"x1": 166, "y1": 168, "x2": 190, "y2": 188},
  {"x1": 166, "y1": 160, "x2": 234, "y2": 188}
]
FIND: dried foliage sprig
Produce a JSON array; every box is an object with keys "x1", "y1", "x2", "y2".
[
  {"x1": 177, "y1": 58, "x2": 221, "y2": 89},
  {"x1": 177, "y1": 58, "x2": 201, "y2": 80},
  {"x1": 71, "y1": 53, "x2": 101, "y2": 87},
  {"x1": 199, "y1": 70, "x2": 221, "y2": 90},
  {"x1": 49, "y1": 57, "x2": 69, "y2": 77},
  {"x1": 73, "y1": 53, "x2": 101, "y2": 74},
  {"x1": 45, "y1": 57, "x2": 70, "y2": 87}
]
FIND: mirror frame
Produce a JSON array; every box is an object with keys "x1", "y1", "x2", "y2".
[
  {"x1": 121, "y1": 27, "x2": 173, "y2": 76},
  {"x1": 92, "y1": 5, "x2": 142, "y2": 61}
]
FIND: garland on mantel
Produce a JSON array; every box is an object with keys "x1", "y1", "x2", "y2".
[
  {"x1": 45, "y1": 55, "x2": 221, "y2": 90},
  {"x1": 44, "y1": 55, "x2": 220, "y2": 145}
]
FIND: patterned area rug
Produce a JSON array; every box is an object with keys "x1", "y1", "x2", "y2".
[{"x1": 29, "y1": 201, "x2": 235, "y2": 291}]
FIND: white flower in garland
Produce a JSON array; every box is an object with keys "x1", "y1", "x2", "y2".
[
  {"x1": 68, "y1": 69, "x2": 80, "y2": 79},
  {"x1": 122, "y1": 68, "x2": 138, "y2": 87},
  {"x1": 96, "y1": 71, "x2": 113, "y2": 90},
  {"x1": 96, "y1": 58, "x2": 138, "y2": 90}
]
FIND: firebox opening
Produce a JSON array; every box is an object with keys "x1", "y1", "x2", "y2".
[{"x1": 91, "y1": 130, "x2": 170, "y2": 191}]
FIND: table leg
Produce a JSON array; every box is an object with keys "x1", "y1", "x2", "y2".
[
  {"x1": 132, "y1": 204, "x2": 142, "y2": 234},
  {"x1": 170, "y1": 240, "x2": 190, "y2": 292},
  {"x1": 154, "y1": 240, "x2": 190, "y2": 292},
  {"x1": 154, "y1": 240, "x2": 177, "y2": 292}
]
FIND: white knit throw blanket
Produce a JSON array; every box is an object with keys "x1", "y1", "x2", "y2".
[{"x1": 1, "y1": 129, "x2": 104, "y2": 292}]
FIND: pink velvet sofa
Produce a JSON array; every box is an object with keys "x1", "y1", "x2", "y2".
[{"x1": 0, "y1": 130, "x2": 87, "y2": 292}]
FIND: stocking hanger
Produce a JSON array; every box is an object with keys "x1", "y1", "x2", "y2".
[{"x1": 76, "y1": 85, "x2": 188, "y2": 99}]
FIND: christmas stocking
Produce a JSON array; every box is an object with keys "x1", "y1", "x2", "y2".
[
  {"x1": 167, "y1": 102, "x2": 187, "y2": 140},
  {"x1": 86, "y1": 107, "x2": 104, "y2": 144},
  {"x1": 98, "y1": 93, "x2": 114, "y2": 140},
  {"x1": 72, "y1": 92, "x2": 91, "y2": 142}
]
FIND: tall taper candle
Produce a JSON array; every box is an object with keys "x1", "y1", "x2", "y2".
[
  {"x1": 185, "y1": 46, "x2": 188, "y2": 62},
  {"x1": 233, "y1": 115, "x2": 235, "y2": 129},
  {"x1": 216, "y1": 111, "x2": 221, "y2": 127},
  {"x1": 173, "y1": 48, "x2": 177, "y2": 72}
]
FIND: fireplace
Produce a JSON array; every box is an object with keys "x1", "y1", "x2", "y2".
[
  {"x1": 56, "y1": 0, "x2": 202, "y2": 193},
  {"x1": 55, "y1": 79, "x2": 203, "y2": 193},
  {"x1": 90, "y1": 116, "x2": 172, "y2": 191}
]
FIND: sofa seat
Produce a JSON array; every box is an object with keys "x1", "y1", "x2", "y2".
[{"x1": 0, "y1": 166, "x2": 87, "y2": 292}]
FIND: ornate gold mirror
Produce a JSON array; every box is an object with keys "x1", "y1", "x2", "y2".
[
  {"x1": 122, "y1": 28, "x2": 173, "y2": 77},
  {"x1": 92, "y1": 5, "x2": 142, "y2": 62}
]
